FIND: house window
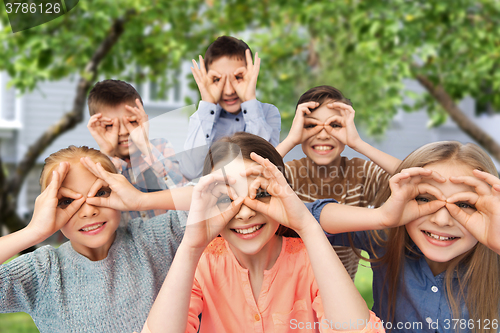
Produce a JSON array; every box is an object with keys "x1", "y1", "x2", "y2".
[{"x1": 134, "y1": 68, "x2": 184, "y2": 105}]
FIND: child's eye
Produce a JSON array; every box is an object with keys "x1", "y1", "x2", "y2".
[
  {"x1": 57, "y1": 197, "x2": 74, "y2": 209},
  {"x1": 235, "y1": 76, "x2": 243, "y2": 81},
  {"x1": 216, "y1": 194, "x2": 233, "y2": 207},
  {"x1": 304, "y1": 124, "x2": 317, "y2": 129},
  {"x1": 255, "y1": 188, "x2": 271, "y2": 199},
  {"x1": 105, "y1": 124, "x2": 113, "y2": 129},
  {"x1": 415, "y1": 196, "x2": 431, "y2": 203},
  {"x1": 455, "y1": 202, "x2": 476, "y2": 210},
  {"x1": 95, "y1": 187, "x2": 112, "y2": 198},
  {"x1": 329, "y1": 122, "x2": 342, "y2": 128},
  {"x1": 213, "y1": 78, "x2": 220, "y2": 84}
]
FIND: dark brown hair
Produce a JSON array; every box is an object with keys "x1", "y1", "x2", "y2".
[
  {"x1": 296, "y1": 85, "x2": 352, "y2": 111},
  {"x1": 203, "y1": 132, "x2": 297, "y2": 237},
  {"x1": 87, "y1": 79, "x2": 144, "y2": 116},
  {"x1": 204, "y1": 36, "x2": 252, "y2": 71}
]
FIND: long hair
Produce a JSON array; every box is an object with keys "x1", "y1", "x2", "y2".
[
  {"x1": 202, "y1": 132, "x2": 297, "y2": 237},
  {"x1": 40, "y1": 146, "x2": 117, "y2": 190},
  {"x1": 369, "y1": 141, "x2": 500, "y2": 332}
]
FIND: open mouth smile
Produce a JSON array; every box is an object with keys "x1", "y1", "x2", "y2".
[
  {"x1": 422, "y1": 230, "x2": 459, "y2": 244},
  {"x1": 79, "y1": 222, "x2": 107, "y2": 234},
  {"x1": 231, "y1": 224, "x2": 265, "y2": 239},
  {"x1": 119, "y1": 139, "x2": 131, "y2": 147},
  {"x1": 312, "y1": 145, "x2": 333, "y2": 151}
]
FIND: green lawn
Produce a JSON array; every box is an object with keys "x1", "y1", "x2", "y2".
[
  {"x1": 0, "y1": 257, "x2": 374, "y2": 332},
  {"x1": 0, "y1": 313, "x2": 38, "y2": 333},
  {"x1": 354, "y1": 256, "x2": 374, "y2": 309}
]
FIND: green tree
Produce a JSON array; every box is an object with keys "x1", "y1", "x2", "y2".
[
  {"x1": 0, "y1": 0, "x2": 215, "y2": 237},
  {"x1": 0, "y1": 0, "x2": 282, "y2": 238},
  {"x1": 251, "y1": 0, "x2": 500, "y2": 162},
  {"x1": 1, "y1": 0, "x2": 500, "y2": 240}
]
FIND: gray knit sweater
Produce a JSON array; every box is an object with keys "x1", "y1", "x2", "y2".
[{"x1": 0, "y1": 210, "x2": 186, "y2": 333}]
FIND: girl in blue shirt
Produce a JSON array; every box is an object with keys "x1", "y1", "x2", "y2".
[{"x1": 309, "y1": 141, "x2": 500, "y2": 333}]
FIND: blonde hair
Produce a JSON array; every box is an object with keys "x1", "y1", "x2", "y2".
[
  {"x1": 368, "y1": 141, "x2": 500, "y2": 332},
  {"x1": 40, "y1": 146, "x2": 116, "y2": 190}
]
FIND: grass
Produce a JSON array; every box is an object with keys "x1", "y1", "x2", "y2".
[
  {"x1": 354, "y1": 254, "x2": 374, "y2": 309},
  {"x1": 0, "y1": 313, "x2": 38, "y2": 333},
  {"x1": 0, "y1": 255, "x2": 374, "y2": 332}
]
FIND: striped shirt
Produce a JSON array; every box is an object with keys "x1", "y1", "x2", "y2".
[{"x1": 285, "y1": 156, "x2": 390, "y2": 280}]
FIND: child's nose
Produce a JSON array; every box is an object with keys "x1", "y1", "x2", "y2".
[
  {"x1": 235, "y1": 203, "x2": 256, "y2": 221},
  {"x1": 118, "y1": 119, "x2": 129, "y2": 136},
  {"x1": 224, "y1": 79, "x2": 236, "y2": 96},
  {"x1": 78, "y1": 202, "x2": 100, "y2": 218},
  {"x1": 429, "y1": 206, "x2": 454, "y2": 227},
  {"x1": 316, "y1": 127, "x2": 329, "y2": 139}
]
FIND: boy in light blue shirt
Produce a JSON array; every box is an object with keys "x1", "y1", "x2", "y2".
[{"x1": 180, "y1": 36, "x2": 281, "y2": 180}]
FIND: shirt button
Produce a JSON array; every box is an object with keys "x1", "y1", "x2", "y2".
[
  {"x1": 141, "y1": 213, "x2": 146, "y2": 218},
  {"x1": 426, "y1": 317, "x2": 432, "y2": 324},
  {"x1": 431, "y1": 286, "x2": 438, "y2": 293},
  {"x1": 235, "y1": 118, "x2": 239, "y2": 121},
  {"x1": 210, "y1": 110, "x2": 214, "y2": 115},
  {"x1": 254, "y1": 314, "x2": 260, "y2": 321},
  {"x1": 206, "y1": 134, "x2": 209, "y2": 138},
  {"x1": 243, "y1": 110, "x2": 247, "y2": 114}
]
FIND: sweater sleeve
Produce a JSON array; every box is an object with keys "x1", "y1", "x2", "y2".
[{"x1": 0, "y1": 247, "x2": 55, "y2": 314}]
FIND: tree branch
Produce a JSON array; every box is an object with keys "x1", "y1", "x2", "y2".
[
  {"x1": 6, "y1": 11, "x2": 134, "y2": 199},
  {"x1": 1, "y1": 10, "x2": 136, "y2": 240},
  {"x1": 415, "y1": 74, "x2": 500, "y2": 163}
]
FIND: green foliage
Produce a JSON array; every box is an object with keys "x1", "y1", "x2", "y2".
[{"x1": 1, "y1": 0, "x2": 499, "y2": 135}]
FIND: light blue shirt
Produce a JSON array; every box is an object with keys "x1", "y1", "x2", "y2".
[
  {"x1": 306, "y1": 199, "x2": 472, "y2": 333},
  {"x1": 179, "y1": 99, "x2": 281, "y2": 180}
]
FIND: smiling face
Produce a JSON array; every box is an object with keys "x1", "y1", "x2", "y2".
[
  {"x1": 301, "y1": 102, "x2": 346, "y2": 166},
  {"x1": 98, "y1": 103, "x2": 140, "y2": 159},
  {"x1": 212, "y1": 157, "x2": 281, "y2": 260},
  {"x1": 208, "y1": 56, "x2": 246, "y2": 114},
  {"x1": 58, "y1": 162, "x2": 121, "y2": 261},
  {"x1": 405, "y1": 161, "x2": 479, "y2": 274}
]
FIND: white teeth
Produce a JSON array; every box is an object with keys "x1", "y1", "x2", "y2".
[
  {"x1": 81, "y1": 223, "x2": 104, "y2": 232},
  {"x1": 313, "y1": 146, "x2": 333, "y2": 151},
  {"x1": 424, "y1": 231, "x2": 456, "y2": 241},
  {"x1": 120, "y1": 140, "x2": 129, "y2": 145},
  {"x1": 234, "y1": 225, "x2": 263, "y2": 235}
]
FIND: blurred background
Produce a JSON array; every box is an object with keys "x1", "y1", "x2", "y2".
[{"x1": 1, "y1": 0, "x2": 499, "y2": 330}]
